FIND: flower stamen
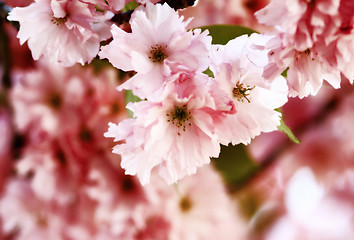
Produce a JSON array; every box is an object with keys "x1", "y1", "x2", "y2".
[
  {"x1": 149, "y1": 44, "x2": 168, "y2": 63},
  {"x1": 232, "y1": 83, "x2": 254, "y2": 103},
  {"x1": 51, "y1": 16, "x2": 68, "y2": 26},
  {"x1": 166, "y1": 105, "x2": 192, "y2": 135}
]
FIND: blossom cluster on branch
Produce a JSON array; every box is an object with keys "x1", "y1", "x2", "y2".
[{"x1": 0, "y1": 0, "x2": 353, "y2": 239}]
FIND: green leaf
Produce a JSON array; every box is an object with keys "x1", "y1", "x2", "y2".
[
  {"x1": 124, "y1": 90, "x2": 142, "y2": 118},
  {"x1": 199, "y1": 24, "x2": 257, "y2": 45},
  {"x1": 281, "y1": 67, "x2": 289, "y2": 78},
  {"x1": 212, "y1": 144, "x2": 259, "y2": 190},
  {"x1": 203, "y1": 68, "x2": 214, "y2": 78},
  {"x1": 121, "y1": 0, "x2": 139, "y2": 12},
  {"x1": 277, "y1": 111, "x2": 301, "y2": 144}
]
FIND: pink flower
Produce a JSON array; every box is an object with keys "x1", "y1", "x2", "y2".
[
  {"x1": 0, "y1": 179, "x2": 129, "y2": 240},
  {"x1": 8, "y1": 0, "x2": 112, "y2": 66},
  {"x1": 99, "y1": 2, "x2": 212, "y2": 99},
  {"x1": 256, "y1": 0, "x2": 353, "y2": 97},
  {"x1": 10, "y1": 61, "x2": 126, "y2": 141},
  {"x1": 211, "y1": 34, "x2": 288, "y2": 145},
  {"x1": 0, "y1": 180, "x2": 69, "y2": 240},
  {"x1": 10, "y1": 61, "x2": 127, "y2": 204},
  {"x1": 321, "y1": 0, "x2": 354, "y2": 83},
  {"x1": 139, "y1": 165, "x2": 246, "y2": 240},
  {"x1": 263, "y1": 34, "x2": 341, "y2": 98},
  {"x1": 105, "y1": 73, "x2": 230, "y2": 185},
  {"x1": 255, "y1": 0, "x2": 341, "y2": 50},
  {"x1": 10, "y1": 62, "x2": 93, "y2": 137},
  {"x1": 266, "y1": 168, "x2": 354, "y2": 240}
]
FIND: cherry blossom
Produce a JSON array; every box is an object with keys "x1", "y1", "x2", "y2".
[
  {"x1": 263, "y1": 34, "x2": 341, "y2": 98},
  {"x1": 266, "y1": 167, "x2": 354, "y2": 240},
  {"x1": 0, "y1": 180, "x2": 70, "y2": 240},
  {"x1": 211, "y1": 34, "x2": 288, "y2": 145},
  {"x1": 105, "y1": 73, "x2": 231, "y2": 185},
  {"x1": 7, "y1": 0, "x2": 112, "y2": 66},
  {"x1": 255, "y1": 0, "x2": 353, "y2": 98},
  {"x1": 133, "y1": 165, "x2": 247, "y2": 240},
  {"x1": 10, "y1": 62, "x2": 94, "y2": 137},
  {"x1": 99, "y1": 2, "x2": 212, "y2": 99}
]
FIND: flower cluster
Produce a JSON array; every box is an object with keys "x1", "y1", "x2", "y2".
[
  {"x1": 3, "y1": 0, "x2": 354, "y2": 238},
  {"x1": 0, "y1": 59, "x2": 243, "y2": 239},
  {"x1": 256, "y1": 0, "x2": 354, "y2": 98},
  {"x1": 8, "y1": 0, "x2": 112, "y2": 66},
  {"x1": 99, "y1": 3, "x2": 288, "y2": 184}
]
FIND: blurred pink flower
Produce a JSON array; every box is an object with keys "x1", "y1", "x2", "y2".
[
  {"x1": 139, "y1": 165, "x2": 247, "y2": 240},
  {"x1": 181, "y1": 0, "x2": 270, "y2": 32},
  {"x1": 99, "y1": 2, "x2": 212, "y2": 99},
  {"x1": 8, "y1": 0, "x2": 112, "y2": 66},
  {"x1": 266, "y1": 167, "x2": 354, "y2": 240},
  {"x1": 0, "y1": 180, "x2": 71, "y2": 240},
  {"x1": 9, "y1": 61, "x2": 127, "y2": 204},
  {"x1": 0, "y1": 110, "x2": 12, "y2": 192},
  {"x1": 11, "y1": 62, "x2": 93, "y2": 137}
]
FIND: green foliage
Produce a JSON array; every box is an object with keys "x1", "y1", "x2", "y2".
[
  {"x1": 124, "y1": 90, "x2": 141, "y2": 118},
  {"x1": 277, "y1": 115, "x2": 301, "y2": 144},
  {"x1": 281, "y1": 67, "x2": 289, "y2": 78},
  {"x1": 199, "y1": 24, "x2": 257, "y2": 45},
  {"x1": 121, "y1": 1, "x2": 139, "y2": 12},
  {"x1": 276, "y1": 108, "x2": 301, "y2": 143},
  {"x1": 212, "y1": 144, "x2": 259, "y2": 190},
  {"x1": 203, "y1": 68, "x2": 214, "y2": 78}
]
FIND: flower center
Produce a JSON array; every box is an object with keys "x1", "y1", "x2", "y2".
[
  {"x1": 55, "y1": 149, "x2": 67, "y2": 166},
  {"x1": 232, "y1": 83, "x2": 254, "y2": 103},
  {"x1": 166, "y1": 105, "x2": 192, "y2": 135},
  {"x1": 306, "y1": 0, "x2": 316, "y2": 8},
  {"x1": 51, "y1": 16, "x2": 68, "y2": 26},
  {"x1": 149, "y1": 44, "x2": 168, "y2": 63},
  {"x1": 79, "y1": 126, "x2": 93, "y2": 142},
  {"x1": 121, "y1": 176, "x2": 136, "y2": 193},
  {"x1": 47, "y1": 93, "x2": 62, "y2": 110},
  {"x1": 179, "y1": 196, "x2": 193, "y2": 212}
]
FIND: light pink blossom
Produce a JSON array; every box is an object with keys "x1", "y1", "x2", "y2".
[
  {"x1": 256, "y1": 0, "x2": 353, "y2": 97},
  {"x1": 99, "y1": 2, "x2": 212, "y2": 99},
  {"x1": 105, "y1": 73, "x2": 230, "y2": 185},
  {"x1": 255, "y1": 0, "x2": 341, "y2": 50},
  {"x1": 0, "y1": 180, "x2": 69, "y2": 240},
  {"x1": 266, "y1": 167, "x2": 354, "y2": 240},
  {"x1": 263, "y1": 34, "x2": 342, "y2": 98},
  {"x1": 8, "y1": 0, "x2": 112, "y2": 66},
  {"x1": 211, "y1": 34, "x2": 288, "y2": 145},
  {"x1": 138, "y1": 165, "x2": 246, "y2": 240},
  {"x1": 10, "y1": 62, "x2": 93, "y2": 137}
]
